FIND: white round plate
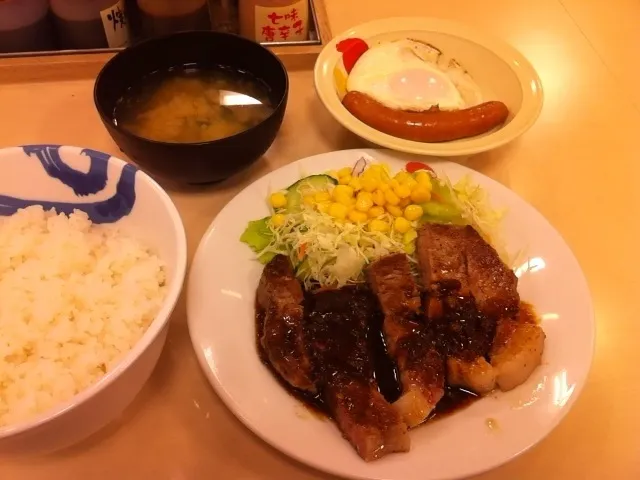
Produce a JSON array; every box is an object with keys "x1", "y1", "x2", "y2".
[
  {"x1": 188, "y1": 149, "x2": 594, "y2": 480},
  {"x1": 314, "y1": 17, "x2": 543, "y2": 157}
]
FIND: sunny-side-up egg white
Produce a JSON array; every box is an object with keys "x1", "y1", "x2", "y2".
[{"x1": 346, "y1": 39, "x2": 483, "y2": 112}]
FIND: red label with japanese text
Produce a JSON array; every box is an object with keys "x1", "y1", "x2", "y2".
[{"x1": 255, "y1": 0, "x2": 309, "y2": 43}]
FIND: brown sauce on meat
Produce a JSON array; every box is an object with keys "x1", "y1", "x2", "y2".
[
  {"x1": 519, "y1": 301, "x2": 538, "y2": 324},
  {"x1": 429, "y1": 386, "x2": 479, "y2": 421},
  {"x1": 255, "y1": 304, "x2": 325, "y2": 413},
  {"x1": 367, "y1": 295, "x2": 403, "y2": 402},
  {"x1": 255, "y1": 286, "x2": 482, "y2": 423},
  {"x1": 426, "y1": 294, "x2": 496, "y2": 362}
]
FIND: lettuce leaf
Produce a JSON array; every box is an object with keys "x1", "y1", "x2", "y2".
[{"x1": 240, "y1": 217, "x2": 276, "y2": 264}]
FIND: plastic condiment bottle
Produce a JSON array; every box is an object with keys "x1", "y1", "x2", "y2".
[
  {"x1": 50, "y1": 0, "x2": 131, "y2": 50},
  {"x1": 239, "y1": 0, "x2": 309, "y2": 43},
  {"x1": 136, "y1": 0, "x2": 211, "y2": 39},
  {"x1": 0, "y1": 0, "x2": 54, "y2": 54}
]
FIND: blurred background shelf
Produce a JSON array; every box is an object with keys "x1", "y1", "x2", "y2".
[{"x1": 0, "y1": 0, "x2": 331, "y2": 71}]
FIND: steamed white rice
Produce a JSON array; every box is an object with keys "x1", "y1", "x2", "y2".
[{"x1": 0, "y1": 206, "x2": 167, "y2": 427}]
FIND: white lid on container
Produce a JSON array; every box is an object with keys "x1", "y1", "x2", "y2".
[
  {"x1": 0, "y1": 0, "x2": 49, "y2": 31},
  {"x1": 50, "y1": 0, "x2": 123, "y2": 22},
  {"x1": 137, "y1": 0, "x2": 206, "y2": 17}
]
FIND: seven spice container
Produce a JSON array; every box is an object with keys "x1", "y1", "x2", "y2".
[
  {"x1": 0, "y1": 0, "x2": 54, "y2": 53},
  {"x1": 50, "y1": 0, "x2": 131, "y2": 49},
  {"x1": 239, "y1": 0, "x2": 310, "y2": 43},
  {"x1": 135, "y1": 0, "x2": 211, "y2": 38}
]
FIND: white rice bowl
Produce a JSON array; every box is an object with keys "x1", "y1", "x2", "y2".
[
  {"x1": 0, "y1": 145, "x2": 186, "y2": 455},
  {"x1": 0, "y1": 206, "x2": 167, "y2": 427}
]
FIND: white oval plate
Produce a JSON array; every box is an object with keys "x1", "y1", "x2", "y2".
[{"x1": 187, "y1": 149, "x2": 594, "y2": 480}]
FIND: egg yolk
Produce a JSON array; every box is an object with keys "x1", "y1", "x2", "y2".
[{"x1": 387, "y1": 68, "x2": 460, "y2": 107}]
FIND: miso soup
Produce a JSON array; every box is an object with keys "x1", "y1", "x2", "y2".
[{"x1": 114, "y1": 65, "x2": 275, "y2": 143}]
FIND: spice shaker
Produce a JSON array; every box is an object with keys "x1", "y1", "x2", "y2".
[
  {"x1": 208, "y1": 0, "x2": 239, "y2": 34},
  {"x1": 238, "y1": 0, "x2": 309, "y2": 43},
  {"x1": 0, "y1": 0, "x2": 54, "y2": 54},
  {"x1": 136, "y1": 0, "x2": 211, "y2": 39},
  {"x1": 50, "y1": 0, "x2": 131, "y2": 50}
]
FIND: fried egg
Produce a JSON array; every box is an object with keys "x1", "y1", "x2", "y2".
[{"x1": 346, "y1": 39, "x2": 483, "y2": 112}]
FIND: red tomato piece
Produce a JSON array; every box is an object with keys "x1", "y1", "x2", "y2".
[
  {"x1": 336, "y1": 38, "x2": 366, "y2": 52},
  {"x1": 336, "y1": 38, "x2": 369, "y2": 74},
  {"x1": 406, "y1": 161, "x2": 435, "y2": 174}
]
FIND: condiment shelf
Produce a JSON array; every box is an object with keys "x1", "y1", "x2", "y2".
[{"x1": 0, "y1": 0, "x2": 331, "y2": 75}]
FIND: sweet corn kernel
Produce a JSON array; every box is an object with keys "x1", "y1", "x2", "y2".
[
  {"x1": 404, "y1": 243, "x2": 416, "y2": 255},
  {"x1": 394, "y1": 171, "x2": 411, "y2": 183},
  {"x1": 415, "y1": 170, "x2": 430, "y2": 182},
  {"x1": 333, "y1": 184, "x2": 354, "y2": 199},
  {"x1": 368, "y1": 219, "x2": 390, "y2": 233},
  {"x1": 372, "y1": 189, "x2": 386, "y2": 206},
  {"x1": 393, "y1": 184, "x2": 411, "y2": 199},
  {"x1": 384, "y1": 189, "x2": 400, "y2": 206},
  {"x1": 404, "y1": 204, "x2": 423, "y2": 221},
  {"x1": 269, "y1": 192, "x2": 287, "y2": 208},
  {"x1": 399, "y1": 197, "x2": 411, "y2": 208},
  {"x1": 316, "y1": 202, "x2": 330, "y2": 214},
  {"x1": 403, "y1": 177, "x2": 418, "y2": 189},
  {"x1": 335, "y1": 194, "x2": 353, "y2": 207},
  {"x1": 394, "y1": 217, "x2": 411, "y2": 234},
  {"x1": 415, "y1": 171, "x2": 433, "y2": 190},
  {"x1": 387, "y1": 205, "x2": 403, "y2": 217},
  {"x1": 378, "y1": 182, "x2": 391, "y2": 192},
  {"x1": 349, "y1": 177, "x2": 362, "y2": 192},
  {"x1": 337, "y1": 167, "x2": 352, "y2": 178},
  {"x1": 355, "y1": 192, "x2": 374, "y2": 212},
  {"x1": 303, "y1": 195, "x2": 316, "y2": 206},
  {"x1": 361, "y1": 176, "x2": 379, "y2": 192},
  {"x1": 403, "y1": 229, "x2": 418, "y2": 244},
  {"x1": 368, "y1": 206, "x2": 385, "y2": 218},
  {"x1": 314, "y1": 191, "x2": 331, "y2": 203},
  {"x1": 339, "y1": 174, "x2": 353, "y2": 185},
  {"x1": 348, "y1": 210, "x2": 368, "y2": 223},
  {"x1": 390, "y1": 179, "x2": 401, "y2": 189},
  {"x1": 329, "y1": 202, "x2": 348, "y2": 219},
  {"x1": 270, "y1": 214, "x2": 286, "y2": 227},
  {"x1": 365, "y1": 169, "x2": 381, "y2": 182},
  {"x1": 410, "y1": 186, "x2": 431, "y2": 203}
]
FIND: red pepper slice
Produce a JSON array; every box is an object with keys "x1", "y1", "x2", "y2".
[
  {"x1": 336, "y1": 38, "x2": 369, "y2": 74},
  {"x1": 406, "y1": 161, "x2": 434, "y2": 174},
  {"x1": 298, "y1": 243, "x2": 307, "y2": 260}
]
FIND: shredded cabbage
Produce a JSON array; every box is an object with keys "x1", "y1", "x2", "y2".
[
  {"x1": 257, "y1": 206, "x2": 406, "y2": 289},
  {"x1": 439, "y1": 173, "x2": 511, "y2": 264}
]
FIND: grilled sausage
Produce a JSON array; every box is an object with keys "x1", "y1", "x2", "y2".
[{"x1": 342, "y1": 91, "x2": 510, "y2": 143}]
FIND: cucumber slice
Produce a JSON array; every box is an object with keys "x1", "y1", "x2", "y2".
[
  {"x1": 420, "y1": 201, "x2": 467, "y2": 225},
  {"x1": 286, "y1": 174, "x2": 337, "y2": 212},
  {"x1": 430, "y1": 177, "x2": 457, "y2": 204}
]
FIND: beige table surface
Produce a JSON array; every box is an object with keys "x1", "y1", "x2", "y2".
[{"x1": 0, "y1": 0, "x2": 638, "y2": 478}]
